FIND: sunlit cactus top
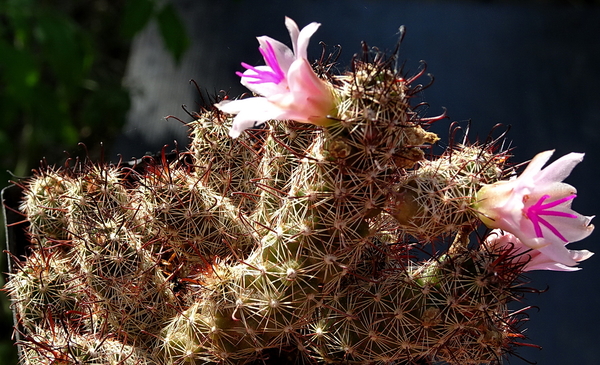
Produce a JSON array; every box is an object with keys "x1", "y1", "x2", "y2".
[{"x1": 4, "y1": 16, "x2": 594, "y2": 365}]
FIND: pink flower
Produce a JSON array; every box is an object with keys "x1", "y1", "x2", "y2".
[
  {"x1": 474, "y1": 150, "x2": 594, "y2": 266},
  {"x1": 484, "y1": 229, "x2": 593, "y2": 272},
  {"x1": 215, "y1": 17, "x2": 337, "y2": 138}
]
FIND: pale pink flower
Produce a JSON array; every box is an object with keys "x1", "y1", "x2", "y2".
[
  {"x1": 484, "y1": 229, "x2": 593, "y2": 272},
  {"x1": 475, "y1": 150, "x2": 594, "y2": 266},
  {"x1": 215, "y1": 17, "x2": 337, "y2": 138}
]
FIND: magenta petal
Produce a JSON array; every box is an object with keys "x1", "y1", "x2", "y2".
[
  {"x1": 239, "y1": 63, "x2": 282, "y2": 85},
  {"x1": 257, "y1": 42, "x2": 285, "y2": 83},
  {"x1": 525, "y1": 194, "x2": 578, "y2": 242}
]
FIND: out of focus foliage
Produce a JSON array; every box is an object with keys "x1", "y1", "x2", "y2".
[
  {"x1": 0, "y1": 0, "x2": 188, "y2": 362},
  {"x1": 1, "y1": 0, "x2": 125, "y2": 181},
  {"x1": 0, "y1": 0, "x2": 189, "y2": 182}
]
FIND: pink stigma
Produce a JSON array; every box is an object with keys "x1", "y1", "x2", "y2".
[
  {"x1": 237, "y1": 41, "x2": 285, "y2": 85},
  {"x1": 525, "y1": 194, "x2": 578, "y2": 242}
]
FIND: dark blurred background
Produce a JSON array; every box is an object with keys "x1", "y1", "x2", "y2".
[{"x1": 2, "y1": 0, "x2": 599, "y2": 363}]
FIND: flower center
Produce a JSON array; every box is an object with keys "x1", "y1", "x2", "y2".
[
  {"x1": 524, "y1": 194, "x2": 577, "y2": 242},
  {"x1": 237, "y1": 41, "x2": 285, "y2": 85}
]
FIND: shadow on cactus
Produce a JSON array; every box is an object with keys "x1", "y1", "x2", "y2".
[{"x1": 3, "y1": 17, "x2": 594, "y2": 365}]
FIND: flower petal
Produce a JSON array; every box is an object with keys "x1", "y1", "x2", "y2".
[
  {"x1": 240, "y1": 66, "x2": 288, "y2": 96},
  {"x1": 539, "y1": 212, "x2": 594, "y2": 243},
  {"x1": 518, "y1": 149, "x2": 554, "y2": 182},
  {"x1": 285, "y1": 17, "x2": 320, "y2": 60},
  {"x1": 536, "y1": 242, "x2": 578, "y2": 266},
  {"x1": 535, "y1": 152, "x2": 585, "y2": 185},
  {"x1": 286, "y1": 59, "x2": 334, "y2": 113},
  {"x1": 484, "y1": 229, "x2": 594, "y2": 272},
  {"x1": 571, "y1": 249, "x2": 594, "y2": 262},
  {"x1": 525, "y1": 261, "x2": 582, "y2": 272},
  {"x1": 216, "y1": 97, "x2": 286, "y2": 138},
  {"x1": 256, "y1": 36, "x2": 295, "y2": 74},
  {"x1": 284, "y1": 17, "x2": 300, "y2": 55}
]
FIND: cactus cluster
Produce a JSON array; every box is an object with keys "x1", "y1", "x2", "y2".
[{"x1": 7, "y1": 46, "x2": 540, "y2": 365}]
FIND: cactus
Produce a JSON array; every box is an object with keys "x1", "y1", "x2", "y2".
[{"x1": 4, "y1": 19, "x2": 594, "y2": 365}]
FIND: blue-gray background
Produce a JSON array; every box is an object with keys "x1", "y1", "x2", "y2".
[{"x1": 115, "y1": 0, "x2": 599, "y2": 364}]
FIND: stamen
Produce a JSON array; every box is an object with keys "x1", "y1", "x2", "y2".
[
  {"x1": 525, "y1": 194, "x2": 578, "y2": 242},
  {"x1": 238, "y1": 41, "x2": 285, "y2": 85}
]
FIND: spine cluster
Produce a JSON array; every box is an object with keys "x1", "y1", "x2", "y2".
[{"x1": 6, "y1": 55, "x2": 530, "y2": 365}]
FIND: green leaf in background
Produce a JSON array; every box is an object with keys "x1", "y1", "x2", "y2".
[
  {"x1": 156, "y1": 3, "x2": 190, "y2": 64},
  {"x1": 121, "y1": 0, "x2": 156, "y2": 39},
  {"x1": 0, "y1": 40, "x2": 39, "y2": 108},
  {"x1": 0, "y1": 130, "x2": 10, "y2": 156},
  {"x1": 81, "y1": 81, "x2": 131, "y2": 138},
  {"x1": 34, "y1": 10, "x2": 93, "y2": 93}
]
